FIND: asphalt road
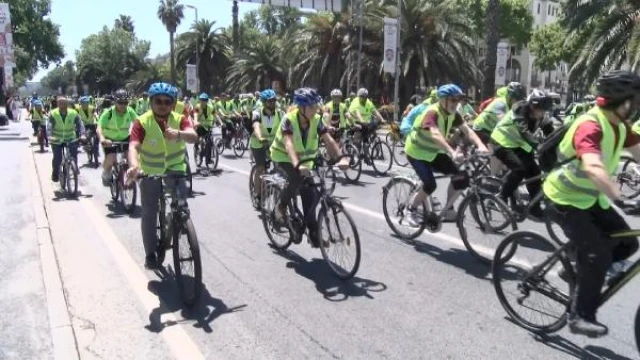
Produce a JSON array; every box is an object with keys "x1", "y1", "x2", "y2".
[{"x1": 16, "y1": 120, "x2": 640, "y2": 359}]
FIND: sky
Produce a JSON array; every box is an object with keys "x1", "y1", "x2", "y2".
[{"x1": 31, "y1": 0, "x2": 261, "y2": 81}]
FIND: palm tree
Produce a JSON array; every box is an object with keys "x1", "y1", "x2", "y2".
[
  {"x1": 176, "y1": 19, "x2": 229, "y2": 94},
  {"x1": 158, "y1": 0, "x2": 185, "y2": 85},
  {"x1": 127, "y1": 61, "x2": 165, "y2": 94},
  {"x1": 563, "y1": 0, "x2": 640, "y2": 88},
  {"x1": 233, "y1": 0, "x2": 239, "y2": 48},
  {"x1": 115, "y1": 15, "x2": 135, "y2": 33},
  {"x1": 482, "y1": 0, "x2": 500, "y2": 98},
  {"x1": 226, "y1": 35, "x2": 286, "y2": 91}
]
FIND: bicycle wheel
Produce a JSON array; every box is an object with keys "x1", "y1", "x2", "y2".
[
  {"x1": 382, "y1": 177, "x2": 427, "y2": 239},
  {"x1": 155, "y1": 199, "x2": 167, "y2": 265},
  {"x1": 249, "y1": 165, "x2": 260, "y2": 210},
  {"x1": 173, "y1": 218, "x2": 202, "y2": 307},
  {"x1": 59, "y1": 163, "x2": 67, "y2": 191},
  {"x1": 233, "y1": 137, "x2": 245, "y2": 157},
  {"x1": 207, "y1": 139, "x2": 219, "y2": 170},
  {"x1": 119, "y1": 167, "x2": 137, "y2": 213},
  {"x1": 318, "y1": 200, "x2": 361, "y2": 279},
  {"x1": 214, "y1": 137, "x2": 225, "y2": 155},
  {"x1": 618, "y1": 156, "x2": 640, "y2": 199},
  {"x1": 321, "y1": 166, "x2": 337, "y2": 196},
  {"x1": 342, "y1": 142, "x2": 362, "y2": 183},
  {"x1": 635, "y1": 305, "x2": 640, "y2": 354},
  {"x1": 369, "y1": 139, "x2": 393, "y2": 175},
  {"x1": 392, "y1": 140, "x2": 409, "y2": 167},
  {"x1": 456, "y1": 191, "x2": 517, "y2": 263},
  {"x1": 260, "y1": 182, "x2": 292, "y2": 249},
  {"x1": 544, "y1": 211, "x2": 568, "y2": 246},
  {"x1": 194, "y1": 138, "x2": 204, "y2": 167},
  {"x1": 492, "y1": 230, "x2": 573, "y2": 333},
  {"x1": 67, "y1": 161, "x2": 78, "y2": 197},
  {"x1": 110, "y1": 169, "x2": 119, "y2": 201}
]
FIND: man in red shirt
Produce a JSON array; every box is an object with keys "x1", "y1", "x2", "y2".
[
  {"x1": 127, "y1": 82, "x2": 197, "y2": 269},
  {"x1": 544, "y1": 70, "x2": 640, "y2": 337}
]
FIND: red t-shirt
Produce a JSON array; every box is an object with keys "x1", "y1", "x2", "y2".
[
  {"x1": 573, "y1": 120, "x2": 640, "y2": 158},
  {"x1": 130, "y1": 116, "x2": 193, "y2": 143}
]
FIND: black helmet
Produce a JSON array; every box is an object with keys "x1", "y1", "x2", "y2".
[
  {"x1": 113, "y1": 89, "x2": 130, "y2": 101},
  {"x1": 506, "y1": 82, "x2": 526, "y2": 101},
  {"x1": 527, "y1": 89, "x2": 553, "y2": 111},
  {"x1": 597, "y1": 70, "x2": 640, "y2": 102}
]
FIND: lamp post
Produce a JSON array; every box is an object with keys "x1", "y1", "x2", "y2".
[{"x1": 186, "y1": 5, "x2": 199, "y2": 93}]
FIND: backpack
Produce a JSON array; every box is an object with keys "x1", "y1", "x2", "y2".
[
  {"x1": 400, "y1": 103, "x2": 427, "y2": 136},
  {"x1": 478, "y1": 97, "x2": 494, "y2": 112},
  {"x1": 536, "y1": 122, "x2": 574, "y2": 172}
]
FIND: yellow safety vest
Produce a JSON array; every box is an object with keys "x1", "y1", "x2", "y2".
[
  {"x1": 490, "y1": 110, "x2": 533, "y2": 153},
  {"x1": 326, "y1": 101, "x2": 349, "y2": 128},
  {"x1": 348, "y1": 99, "x2": 375, "y2": 124},
  {"x1": 100, "y1": 107, "x2": 136, "y2": 141},
  {"x1": 78, "y1": 105, "x2": 95, "y2": 125},
  {"x1": 32, "y1": 108, "x2": 44, "y2": 121},
  {"x1": 196, "y1": 103, "x2": 214, "y2": 128},
  {"x1": 250, "y1": 109, "x2": 282, "y2": 149},
  {"x1": 51, "y1": 109, "x2": 78, "y2": 144},
  {"x1": 138, "y1": 112, "x2": 187, "y2": 175},
  {"x1": 270, "y1": 109, "x2": 320, "y2": 166},
  {"x1": 404, "y1": 103, "x2": 455, "y2": 162},
  {"x1": 174, "y1": 101, "x2": 185, "y2": 115},
  {"x1": 474, "y1": 97, "x2": 507, "y2": 132},
  {"x1": 543, "y1": 107, "x2": 625, "y2": 210}
]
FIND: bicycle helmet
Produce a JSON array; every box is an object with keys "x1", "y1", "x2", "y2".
[
  {"x1": 527, "y1": 89, "x2": 553, "y2": 110},
  {"x1": 198, "y1": 92, "x2": 209, "y2": 101},
  {"x1": 147, "y1": 82, "x2": 176, "y2": 100},
  {"x1": 357, "y1": 88, "x2": 369, "y2": 97},
  {"x1": 33, "y1": 100, "x2": 43, "y2": 106},
  {"x1": 506, "y1": 82, "x2": 526, "y2": 101},
  {"x1": 260, "y1": 89, "x2": 277, "y2": 101},
  {"x1": 596, "y1": 70, "x2": 640, "y2": 101},
  {"x1": 583, "y1": 94, "x2": 596, "y2": 102},
  {"x1": 330, "y1": 89, "x2": 343, "y2": 97},
  {"x1": 437, "y1": 84, "x2": 464, "y2": 98},
  {"x1": 293, "y1": 88, "x2": 322, "y2": 107},
  {"x1": 79, "y1": 96, "x2": 90, "y2": 104}
]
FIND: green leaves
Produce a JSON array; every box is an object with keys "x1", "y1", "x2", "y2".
[
  {"x1": 529, "y1": 23, "x2": 565, "y2": 72},
  {"x1": 454, "y1": 0, "x2": 533, "y2": 46}
]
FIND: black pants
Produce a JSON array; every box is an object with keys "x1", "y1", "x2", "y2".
[
  {"x1": 276, "y1": 162, "x2": 319, "y2": 233},
  {"x1": 493, "y1": 146, "x2": 541, "y2": 207},
  {"x1": 196, "y1": 126, "x2": 213, "y2": 162},
  {"x1": 547, "y1": 202, "x2": 638, "y2": 320}
]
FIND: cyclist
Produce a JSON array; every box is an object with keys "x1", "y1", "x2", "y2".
[
  {"x1": 403, "y1": 95, "x2": 422, "y2": 117},
  {"x1": 250, "y1": 89, "x2": 284, "y2": 202},
  {"x1": 127, "y1": 82, "x2": 197, "y2": 269},
  {"x1": 193, "y1": 92, "x2": 215, "y2": 166},
  {"x1": 403, "y1": 84, "x2": 489, "y2": 225},
  {"x1": 490, "y1": 89, "x2": 555, "y2": 220},
  {"x1": 47, "y1": 96, "x2": 85, "y2": 182},
  {"x1": 98, "y1": 89, "x2": 138, "y2": 186},
  {"x1": 323, "y1": 89, "x2": 351, "y2": 141},
  {"x1": 270, "y1": 88, "x2": 350, "y2": 247},
  {"x1": 136, "y1": 92, "x2": 150, "y2": 115},
  {"x1": 78, "y1": 96, "x2": 98, "y2": 161},
  {"x1": 348, "y1": 88, "x2": 386, "y2": 145},
  {"x1": 473, "y1": 82, "x2": 526, "y2": 144},
  {"x1": 217, "y1": 93, "x2": 239, "y2": 148},
  {"x1": 423, "y1": 89, "x2": 438, "y2": 105},
  {"x1": 30, "y1": 100, "x2": 48, "y2": 145},
  {"x1": 100, "y1": 95, "x2": 114, "y2": 115},
  {"x1": 543, "y1": 70, "x2": 640, "y2": 337},
  {"x1": 458, "y1": 96, "x2": 478, "y2": 122}
]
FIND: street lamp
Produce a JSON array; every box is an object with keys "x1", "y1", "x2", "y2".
[{"x1": 186, "y1": 4, "x2": 199, "y2": 93}]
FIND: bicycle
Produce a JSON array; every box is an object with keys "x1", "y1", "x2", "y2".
[
  {"x1": 260, "y1": 155, "x2": 360, "y2": 279},
  {"x1": 617, "y1": 155, "x2": 640, "y2": 199},
  {"x1": 184, "y1": 149, "x2": 193, "y2": 196},
  {"x1": 140, "y1": 173, "x2": 202, "y2": 306},
  {"x1": 492, "y1": 201, "x2": 640, "y2": 349},
  {"x1": 342, "y1": 123, "x2": 393, "y2": 182},
  {"x1": 193, "y1": 127, "x2": 219, "y2": 171},
  {"x1": 249, "y1": 142, "x2": 274, "y2": 210},
  {"x1": 83, "y1": 125, "x2": 99, "y2": 166},
  {"x1": 214, "y1": 119, "x2": 246, "y2": 157},
  {"x1": 106, "y1": 142, "x2": 136, "y2": 213},
  {"x1": 384, "y1": 122, "x2": 408, "y2": 168},
  {"x1": 36, "y1": 123, "x2": 47, "y2": 152},
  {"x1": 57, "y1": 139, "x2": 80, "y2": 198}
]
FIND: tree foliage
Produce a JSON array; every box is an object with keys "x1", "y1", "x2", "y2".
[
  {"x1": 456, "y1": 0, "x2": 533, "y2": 46},
  {"x1": 41, "y1": 60, "x2": 76, "y2": 94},
  {"x1": 157, "y1": 0, "x2": 184, "y2": 85},
  {"x1": 114, "y1": 15, "x2": 135, "y2": 33},
  {"x1": 529, "y1": 22, "x2": 565, "y2": 72}
]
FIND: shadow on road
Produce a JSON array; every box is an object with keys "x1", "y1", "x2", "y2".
[
  {"x1": 52, "y1": 190, "x2": 93, "y2": 201},
  {"x1": 145, "y1": 266, "x2": 247, "y2": 334},
  {"x1": 532, "y1": 333, "x2": 635, "y2": 360},
  {"x1": 271, "y1": 246, "x2": 387, "y2": 301},
  {"x1": 105, "y1": 203, "x2": 141, "y2": 219}
]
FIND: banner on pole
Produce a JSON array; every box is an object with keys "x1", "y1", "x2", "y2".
[
  {"x1": 186, "y1": 64, "x2": 197, "y2": 92},
  {"x1": 383, "y1": 17, "x2": 398, "y2": 75},
  {"x1": 495, "y1": 42, "x2": 509, "y2": 86}
]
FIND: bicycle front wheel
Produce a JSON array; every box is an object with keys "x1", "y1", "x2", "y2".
[
  {"x1": 119, "y1": 167, "x2": 137, "y2": 213},
  {"x1": 214, "y1": 137, "x2": 225, "y2": 155},
  {"x1": 318, "y1": 200, "x2": 361, "y2": 279},
  {"x1": 618, "y1": 156, "x2": 640, "y2": 199},
  {"x1": 193, "y1": 139, "x2": 203, "y2": 167},
  {"x1": 249, "y1": 165, "x2": 260, "y2": 210},
  {"x1": 260, "y1": 182, "x2": 292, "y2": 250},
  {"x1": 492, "y1": 230, "x2": 573, "y2": 334},
  {"x1": 342, "y1": 142, "x2": 362, "y2": 183},
  {"x1": 233, "y1": 137, "x2": 246, "y2": 157},
  {"x1": 173, "y1": 218, "x2": 202, "y2": 307},
  {"x1": 369, "y1": 139, "x2": 393, "y2": 175},
  {"x1": 382, "y1": 177, "x2": 427, "y2": 239},
  {"x1": 66, "y1": 161, "x2": 78, "y2": 197},
  {"x1": 392, "y1": 140, "x2": 409, "y2": 167}
]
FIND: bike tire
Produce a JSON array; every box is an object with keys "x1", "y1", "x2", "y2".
[
  {"x1": 618, "y1": 156, "x2": 640, "y2": 199},
  {"x1": 249, "y1": 165, "x2": 260, "y2": 210},
  {"x1": 370, "y1": 139, "x2": 393, "y2": 175},
  {"x1": 456, "y1": 191, "x2": 517, "y2": 264},
  {"x1": 59, "y1": 163, "x2": 67, "y2": 191},
  {"x1": 67, "y1": 161, "x2": 78, "y2": 197},
  {"x1": 119, "y1": 167, "x2": 137, "y2": 213},
  {"x1": 260, "y1": 182, "x2": 292, "y2": 250},
  {"x1": 392, "y1": 140, "x2": 409, "y2": 167},
  {"x1": 173, "y1": 218, "x2": 202, "y2": 307},
  {"x1": 194, "y1": 139, "x2": 204, "y2": 167},
  {"x1": 155, "y1": 199, "x2": 167, "y2": 265},
  {"x1": 492, "y1": 230, "x2": 572, "y2": 334},
  {"x1": 322, "y1": 166, "x2": 337, "y2": 196},
  {"x1": 318, "y1": 201, "x2": 361, "y2": 279},
  {"x1": 110, "y1": 169, "x2": 119, "y2": 201},
  {"x1": 342, "y1": 142, "x2": 362, "y2": 183},
  {"x1": 635, "y1": 305, "x2": 640, "y2": 355},
  {"x1": 214, "y1": 137, "x2": 225, "y2": 155},
  {"x1": 208, "y1": 139, "x2": 219, "y2": 170},
  {"x1": 382, "y1": 177, "x2": 427, "y2": 239},
  {"x1": 233, "y1": 137, "x2": 246, "y2": 157}
]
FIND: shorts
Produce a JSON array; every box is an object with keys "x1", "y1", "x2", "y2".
[
  {"x1": 251, "y1": 146, "x2": 268, "y2": 167},
  {"x1": 103, "y1": 136, "x2": 130, "y2": 154},
  {"x1": 407, "y1": 153, "x2": 458, "y2": 194}
]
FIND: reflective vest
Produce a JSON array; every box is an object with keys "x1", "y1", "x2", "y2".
[
  {"x1": 196, "y1": 103, "x2": 214, "y2": 128},
  {"x1": 174, "y1": 101, "x2": 185, "y2": 115},
  {"x1": 100, "y1": 107, "x2": 136, "y2": 141},
  {"x1": 241, "y1": 98, "x2": 256, "y2": 115},
  {"x1": 473, "y1": 97, "x2": 507, "y2": 132},
  {"x1": 490, "y1": 110, "x2": 533, "y2": 153},
  {"x1": 404, "y1": 103, "x2": 455, "y2": 162},
  {"x1": 32, "y1": 108, "x2": 44, "y2": 121},
  {"x1": 270, "y1": 109, "x2": 320, "y2": 166},
  {"x1": 348, "y1": 98, "x2": 375, "y2": 124},
  {"x1": 632, "y1": 120, "x2": 640, "y2": 136},
  {"x1": 137, "y1": 98, "x2": 149, "y2": 115},
  {"x1": 326, "y1": 101, "x2": 349, "y2": 128},
  {"x1": 78, "y1": 105, "x2": 95, "y2": 125},
  {"x1": 250, "y1": 108, "x2": 282, "y2": 149},
  {"x1": 138, "y1": 112, "x2": 187, "y2": 175},
  {"x1": 51, "y1": 108, "x2": 78, "y2": 144},
  {"x1": 543, "y1": 107, "x2": 625, "y2": 210},
  {"x1": 217, "y1": 100, "x2": 235, "y2": 116}
]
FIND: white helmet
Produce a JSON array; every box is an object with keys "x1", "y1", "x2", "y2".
[
  {"x1": 330, "y1": 89, "x2": 343, "y2": 97},
  {"x1": 357, "y1": 88, "x2": 368, "y2": 97}
]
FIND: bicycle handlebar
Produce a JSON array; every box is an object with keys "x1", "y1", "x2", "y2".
[
  {"x1": 294, "y1": 154, "x2": 352, "y2": 171},
  {"x1": 136, "y1": 173, "x2": 188, "y2": 181}
]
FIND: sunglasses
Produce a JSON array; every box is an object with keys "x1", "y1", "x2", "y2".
[{"x1": 153, "y1": 98, "x2": 173, "y2": 106}]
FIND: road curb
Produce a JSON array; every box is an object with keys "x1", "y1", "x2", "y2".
[{"x1": 26, "y1": 145, "x2": 80, "y2": 360}]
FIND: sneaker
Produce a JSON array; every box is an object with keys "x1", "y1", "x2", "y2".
[
  {"x1": 144, "y1": 254, "x2": 159, "y2": 270},
  {"x1": 441, "y1": 208, "x2": 457, "y2": 222},
  {"x1": 101, "y1": 171, "x2": 111, "y2": 186},
  {"x1": 403, "y1": 209, "x2": 422, "y2": 228},
  {"x1": 568, "y1": 316, "x2": 608, "y2": 338}
]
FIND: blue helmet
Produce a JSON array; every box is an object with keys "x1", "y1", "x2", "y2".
[
  {"x1": 293, "y1": 88, "x2": 321, "y2": 107},
  {"x1": 437, "y1": 84, "x2": 464, "y2": 98},
  {"x1": 198, "y1": 92, "x2": 209, "y2": 101},
  {"x1": 260, "y1": 89, "x2": 277, "y2": 101},
  {"x1": 79, "y1": 96, "x2": 90, "y2": 104},
  {"x1": 148, "y1": 82, "x2": 176, "y2": 100}
]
